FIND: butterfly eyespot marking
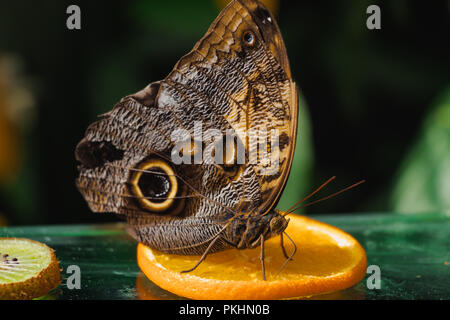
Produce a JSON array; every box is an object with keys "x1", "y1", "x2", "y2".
[
  {"x1": 253, "y1": 6, "x2": 273, "y2": 25},
  {"x1": 242, "y1": 30, "x2": 256, "y2": 47},
  {"x1": 175, "y1": 139, "x2": 202, "y2": 163},
  {"x1": 130, "y1": 159, "x2": 178, "y2": 213},
  {"x1": 223, "y1": 135, "x2": 238, "y2": 167},
  {"x1": 221, "y1": 163, "x2": 243, "y2": 179},
  {"x1": 75, "y1": 139, "x2": 124, "y2": 169},
  {"x1": 210, "y1": 134, "x2": 245, "y2": 178}
]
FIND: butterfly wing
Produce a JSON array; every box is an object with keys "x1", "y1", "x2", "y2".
[
  {"x1": 167, "y1": 0, "x2": 298, "y2": 215},
  {"x1": 75, "y1": 0, "x2": 297, "y2": 253}
]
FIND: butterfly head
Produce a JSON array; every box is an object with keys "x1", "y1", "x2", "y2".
[{"x1": 268, "y1": 210, "x2": 289, "y2": 238}]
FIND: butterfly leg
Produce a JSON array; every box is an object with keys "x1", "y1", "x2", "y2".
[
  {"x1": 280, "y1": 232, "x2": 291, "y2": 260},
  {"x1": 260, "y1": 234, "x2": 266, "y2": 281},
  {"x1": 275, "y1": 232, "x2": 297, "y2": 277},
  {"x1": 180, "y1": 235, "x2": 221, "y2": 274}
]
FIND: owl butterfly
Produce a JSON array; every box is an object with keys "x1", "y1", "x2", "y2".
[{"x1": 75, "y1": 0, "x2": 298, "y2": 280}]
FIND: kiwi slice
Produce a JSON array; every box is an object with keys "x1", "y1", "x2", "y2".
[{"x1": 0, "y1": 238, "x2": 61, "y2": 300}]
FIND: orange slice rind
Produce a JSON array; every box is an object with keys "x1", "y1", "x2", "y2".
[{"x1": 137, "y1": 214, "x2": 367, "y2": 300}]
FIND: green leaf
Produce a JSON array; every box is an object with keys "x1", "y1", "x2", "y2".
[{"x1": 391, "y1": 86, "x2": 450, "y2": 214}]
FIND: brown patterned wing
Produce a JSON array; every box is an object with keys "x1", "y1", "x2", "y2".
[
  {"x1": 165, "y1": 0, "x2": 298, "y2": 215},
  {"x1": 74, "y1": 0, "x2": 297, "y2": 253}
]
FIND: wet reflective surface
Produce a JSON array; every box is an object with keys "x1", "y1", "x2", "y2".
[{"x1": 1, "y1": 213, "x2": 449, "y2": 299}]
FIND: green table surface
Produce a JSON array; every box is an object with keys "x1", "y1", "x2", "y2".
[{"x1": 1, "y1": 213, "x2": 449, "y2": 300}]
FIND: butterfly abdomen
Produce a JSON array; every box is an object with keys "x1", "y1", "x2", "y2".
[{"x1": 126, "y1": 217, "x2": 233, "y2": 255}]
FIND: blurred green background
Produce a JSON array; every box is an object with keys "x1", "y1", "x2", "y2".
[{"x1": 0, "y1": 0, "x2": 449, "y2": 226}]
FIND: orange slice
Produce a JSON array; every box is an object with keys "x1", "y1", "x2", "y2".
[{"x1": 137, "y1": 214, "x2": 367, "y2": 300}]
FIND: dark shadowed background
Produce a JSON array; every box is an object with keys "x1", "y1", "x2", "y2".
[{"x1": 0, "y1": 0, "x2": 449, "y2": 226}]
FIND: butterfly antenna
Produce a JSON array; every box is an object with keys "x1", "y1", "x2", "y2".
[
  {"x1": 284, "y1": 179, "x2": 366, "y2": 217},
  {"x1": 284, "y1": 176, "x2": 336, "y2": 215}
]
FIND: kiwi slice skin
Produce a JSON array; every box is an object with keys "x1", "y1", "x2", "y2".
[{"x1": 0, "y1": 238, "x2": 61, "y2": 300}]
